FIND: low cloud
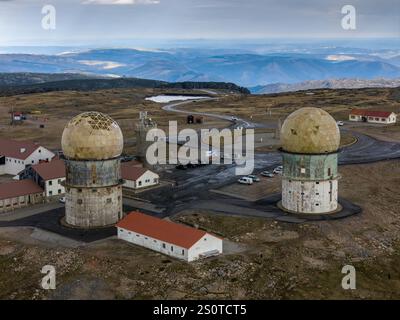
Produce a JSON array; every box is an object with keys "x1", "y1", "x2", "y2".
[{"x1": 82, "y1": 0, "x2": 160, "y2": 4}]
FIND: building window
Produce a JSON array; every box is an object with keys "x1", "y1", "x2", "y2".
[
  {"x1": 171, "y1": 246, "x2": 174, "y2": 252},
  {"x1": 77, "y1": 199, "x2": 83, "y2": 204},
  {"x1": 182, "y1": 249, "x2": 185, "y2": 255},
  {"x1": 78, "y1": 189, "x2": 82, "y2": 193},
  {"x1": 92, "y1": 189, "x2": 97, "y2": 193},
  {"x1": 138, "y1": 181, "x2": 142, "y2": 186},
  {"x1": 316, "y1": 182, "x2": 319, "y2": 185},
  {"x1": 49, "y1": 191, "x2": 52, "y2": 196},
  {"x1": 49, "y1": 181, "x2": 52, "y2": 186},
  {"x1": 162, "y1": 243, "x2": 166, "y2": 249},
  {"x1": 107, "y1": 198, "x2": 112, "y2": 203},
  {"x1": 136, "y1": 234, "x2": 140, "y2": 237},
  {"x1": 328, "y1": 168, "x2": 331, "y2": 176},
  {"x1": 58, "y1": 189, "x2": 62, "y2": 194}
]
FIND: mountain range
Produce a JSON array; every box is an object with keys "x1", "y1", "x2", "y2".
[
  {"x1": 1, "y1": 48, "x2": 400, "y2": 88},
  {"x1": 251, "y1": 78, "x2": 400, "y2": 94}
]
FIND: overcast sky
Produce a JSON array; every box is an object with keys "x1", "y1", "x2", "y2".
[{"x1": 0, "y1": 0, "x2": 399, "y2": 45}]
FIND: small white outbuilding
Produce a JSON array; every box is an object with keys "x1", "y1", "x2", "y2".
[
  {"x1": 121, "y1": 163, "x2": 159, "y2": 190},
  {"x1": 116, "y1": 212, "x2": 223, "y2": 262}
]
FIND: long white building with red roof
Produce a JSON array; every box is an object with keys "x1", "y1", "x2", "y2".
[
  {"x1": 349, "y1": 109, "x2": 397, "y2": 124},
  {"x1": 0, "y1": 138, "x2": 55, "y2": 175},
  {"x1": 116, "y1": 212, "x2": 223, "y2": 262}
]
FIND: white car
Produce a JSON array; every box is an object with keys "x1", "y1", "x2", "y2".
[
  {"x1": 247, "y1": 175, "x2": 260, "y2": 182},
  {"x1": 231, "y1": 116, "x2": 238, "y2": 122},
  {"x1": 261, "y1": 171, "x2": 274, "y2": 178},
  {"x1": 337, "y1": 121, "x2": 344, "y2": 126},
  {"x1": 238, "y1": 177, "x2": 253, "y2": 185},
  {"x1": 273, "y1": 167, "x2": 283, "y2": 174},
  {"x1": 59, "y1": 197, "x2": 66, "y2": 204}
]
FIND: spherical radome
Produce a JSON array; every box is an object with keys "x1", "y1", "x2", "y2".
[
  {"x1": 280, "y1": 107, "x2": 340, "y2": 154},
  {"x1": 62, "y1": 112, "x2": 123, "y2": 160}
]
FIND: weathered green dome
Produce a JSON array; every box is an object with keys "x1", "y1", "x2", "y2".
[{"x1": 280, "y1": 107, "x2": 340, "y2": 154}]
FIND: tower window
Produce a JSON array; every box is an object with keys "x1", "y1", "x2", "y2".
[{"x1": 77, "y1": 199, "x2": 83, "y2": 204}]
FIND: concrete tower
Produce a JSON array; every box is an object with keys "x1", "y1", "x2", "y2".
[
  {"x1": 61, "y1": 112, "x2": 124, "y2": 228},
  {"x1": 279, "y1": 107, "x2": 341, "y2": 214}
]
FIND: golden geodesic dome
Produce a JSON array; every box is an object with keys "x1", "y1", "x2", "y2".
[
  {"x1": 61, "y1": 112, "x2": 123, "y2": 160},
  {"x1": 280, "y1": 107, "x2": 340, "y2": 154}
]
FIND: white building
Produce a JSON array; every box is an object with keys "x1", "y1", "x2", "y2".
[
  {"x1": 349, "y1": 110, "x2": 397, "y2": 124},
  {"x1": 0, "y1": 138, "x2": 55, "y2": 176},
  {"x1": 19, "y1": 159, "x2": 66, "y2": 199},
  {"x1": 121, "y1": 163, "x2": 159, "y2": 190},
  {"x1": 117, "y1": 212, "x2": 223, "y2": 262}
]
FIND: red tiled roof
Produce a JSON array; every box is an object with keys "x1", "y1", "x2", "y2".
[
  {"x1": 0, "y1": 138, "x2": 41, "y2": 160},
  {"x1": 350, "y1": 109, "x2": 394, "y2": 118},
  {"x1": 0, "y1": 179, "x2": 43, "y2": 200},
  {"x1": 116, "y1": 212, "x2": 207, "y2": 249},
  {"x1": 123, "y1": 160, "x2": 143, "y2": 168},
  {"x1": 121, "y1": 165, "x2": 148, "y2": 181},
  {"x1": 31, "y1": 159, "x2": 65, "y2": 180}
]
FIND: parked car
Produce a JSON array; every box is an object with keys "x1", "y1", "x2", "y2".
[
  {"x1": 247, "y1": 175, "x2": 260, "y2": 182},
  {"x1": 273, "y1": 166, "x2": 283, "y2": 174},
  {"x1": 238, "y1": 177, "x2": 253, "y2": 185},
  {"x1": 337, "y1": 121, "x2": 344, "y2": 126},
  {"x1": 231, "y1": 116, "x2": 238, "y2": 122},
  {"x1": 176, "y1": 165, "x2": 187, "y2": 170},
  {"x1": 59, "y1": 197, "x2": 66, "y2": 204},
  {"x1": 261, "y1": 171, "x2": 274, "y2": 178}
]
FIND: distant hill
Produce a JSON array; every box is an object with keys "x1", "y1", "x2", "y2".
[
  {"x1": 251, "y1": 78, "x2": 400, "y2": 94},
  {"x1": 0, "y1": 72, "x2": 107, "y2": 86},
  {"x1": 0, "y1": 73, "x2": 250, "y2": 96}
]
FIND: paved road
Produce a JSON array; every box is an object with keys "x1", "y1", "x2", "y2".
[{"x1": 2, "y1": 98, "x2": 400, "y2": 234}]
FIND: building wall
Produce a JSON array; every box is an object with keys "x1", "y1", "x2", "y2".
[
  {"x1": 117, "y1": 228, "x2": 222, "y2": 262},
  {"x1": 123, "y1": 171, "x2": 159, "y2": 190},
  {"x1": 65, "y1": 158, "x2": 121, "y2": 187},
  {"x1": 2, "y1": 147, "x2": 55, "y2": 176},
  {"x1": 25, "y1": 147, "x2": 55, "y2": 167},
  {"x1": 282, "y1": 179, "x2": 338, "y2": 214},
  {"x1": 45, "y1": 178, "x2": 65, "y2": 198},
  {"x1": 64, "y1": 157, "x2": 123, "y2": 228},
  {"x1": 65, "y1": 185, "x2": 123, "y2": 227},
  {"x1": 349, "y1": 113, "x2": 397, "y2": 124},
  {"x1": 281, "y1": 152, "x2": 339, "y2": 214},
  {"x1": 0, "y1": 193, "x2": 44, "y2": 213},
  {"x1": 188, "y1": 235, "x2": 223, "y2": 262},
  {"x1": 282, "y1": 153, "x2": 338, "y2": 181},
  {"x1": 117, "y1": 227, "x2": 189, "y2": 261}
]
